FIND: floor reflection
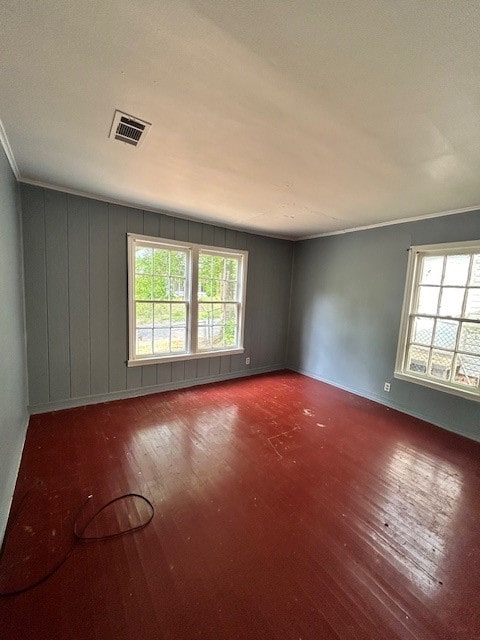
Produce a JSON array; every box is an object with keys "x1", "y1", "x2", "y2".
[
  {"x1": 131, "y1": 404, "x2": 240, "y2": 503},
  {"x1": 380, "y1": 445, "x2": 463, "y2": 596}
]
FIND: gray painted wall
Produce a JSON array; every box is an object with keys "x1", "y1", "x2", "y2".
[
  {"x1": 21, "y1": 185, "x2": 293, "y2": 412},
  {"x1": 288, "y1": 211, "x2": 480, "y2": 441},
  {"x1": 0, "y1": 149, "x2": 28, "y2": 543}
]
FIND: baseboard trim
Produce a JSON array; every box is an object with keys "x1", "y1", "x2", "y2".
[
  {"x1": 290, "y1": 366, "x2": 480, "y2": 443},
  {"x1": 29, "y1": 365, "x2": 285, "y2": 414}
]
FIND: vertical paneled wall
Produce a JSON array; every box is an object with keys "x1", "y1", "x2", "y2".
[{"x1": 21, "y1": 185, "x2": 293, "y2": 411}]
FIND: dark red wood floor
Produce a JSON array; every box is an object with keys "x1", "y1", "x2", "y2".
[{"x1": 1, "y1": 371, "x2": 480, "y2": 640}]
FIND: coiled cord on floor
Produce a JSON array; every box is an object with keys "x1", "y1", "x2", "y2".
[{"x1": 0, "y1": 491, "x2": 154, "y2": 597}]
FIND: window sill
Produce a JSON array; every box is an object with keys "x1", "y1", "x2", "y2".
[
  {"x1": 128, "y1": 347, "x2": 244, "y2": 367},
  {"x1": 394, "y1": 370, "x2": 480, "y2": 403}
]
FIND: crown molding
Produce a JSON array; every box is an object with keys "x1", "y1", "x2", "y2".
[
  {"x1": 297, "y1": 204, "x2": 480, "y2": 241},
  {"x1": 18, "y1": 177, "x2": 292, "y2": 242},
  {"x1": 4, "y1": 119, "x2": 479, "y2": 242},
  {"x1": 0, "y1": 118, "x2": 20, "y2": 180}
]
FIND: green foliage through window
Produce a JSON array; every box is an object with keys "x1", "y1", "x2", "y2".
[
  {"x1": 134, "y1": 245, "x2": 188, "y2": 355},
  {"x1": 130, "y1": 239, "x2": 246, "y2": 360}
]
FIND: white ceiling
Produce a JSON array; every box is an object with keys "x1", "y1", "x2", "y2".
[{"x1": 1, "y1": 1, "x2": 480, "y2": 239}]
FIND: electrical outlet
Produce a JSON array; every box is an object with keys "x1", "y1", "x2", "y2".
[
  {"x1": 245, "y1": 357, "x2": 250, "y2": 365},
  {"x1": 384, "y1": 382, "x2": 391, "y2": 392}
]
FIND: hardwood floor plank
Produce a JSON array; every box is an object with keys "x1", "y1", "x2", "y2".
[{"x1": 1, "y1": 371, "x2": 479, "y2": 639}]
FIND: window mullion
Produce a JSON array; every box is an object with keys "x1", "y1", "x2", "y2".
[
  {"x1": 411, "y1": 252, "x2": 423, "y2": 316},
  {"x1": 405, "y1": 314, "x2": 416, "y2": 368},
  {"x1": 452, "y1": 255, "x2": 475, "y2": 388},
  {"x1": 128, "y1": 237, "x2": 136, "y2": 363},
  {"x1": 190, "y1": 248, "x2": 199, "y2": 354},
  {"x1": 406, "y1": 253, "x2": 424, "y2": 370},
  {"x1": 426, "y1": 320, "x2": 435, "y2": 378},
  {"x1": 426, "y1": 255, "x2": 447, "y2": 378},
  {"x1": 437, "y1": 255, "x2": 447, "y2": 314},
  {"x1": 460, "y1": 255, "x2": 474, "y2": 319}
]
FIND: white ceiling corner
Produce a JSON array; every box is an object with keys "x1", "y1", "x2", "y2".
[{"x1": 0, "y1": 118, "x2": 20, "y2": 180}]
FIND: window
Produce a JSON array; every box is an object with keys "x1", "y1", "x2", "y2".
[
  {"x1": 128, "y1": 234, "x2": 247, "y2": 365},
  {"x1": 395, "y1": 240, "x2": 480, "y2": 401}
]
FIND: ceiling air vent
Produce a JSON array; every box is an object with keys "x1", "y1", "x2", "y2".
[{"x1": 109, "y1": 110, "x2": 151, "y2": 147}]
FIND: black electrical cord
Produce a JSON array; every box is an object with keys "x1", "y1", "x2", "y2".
[
  {"x1": 0, "y1": 492, "x2": 154, "y2": 597},
  {"x1": 74, "y1": 493, "x2": 154, "y2": 540}
]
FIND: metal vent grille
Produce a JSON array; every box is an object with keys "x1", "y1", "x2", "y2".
[{"x1": 109, "y1": 110, "x2": 151, "y2": 147}]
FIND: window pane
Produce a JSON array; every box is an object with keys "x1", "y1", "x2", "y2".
[
  {"x1": 429, "y1": 350, "x2": 453, "y2": 381},
  {"x1": 439, "y1": 287, "x2": 464, "y2": 317},
  {"x1": 136, "y1": 302, "x2": 153, "y2": 328},
  {"x1": 136, "y1": 329, "x2": 153, "y2": 355},
  {"x1": 197, "y1": 301, "x2": 237, "y2": 351},
  {"x1": 199, "y1": 261, "x2": 237, "y2": 301},
  {"x1": 433, "y1": 319, "x2": 458, "y2": 351},
  {"x1": 135, "y1": 247, "x2": 153, "y2": 274},
  {"x1": 212, "y1": 256, "x2": 225, "y2": 279},
  {"x1": 224, "y1": 325, "x2": 237, "y2": 347},
  {"x1": 210, "y1": 279, "x2": 221, "y2": 301},
  {"x1": 198, "y1": 325, "x2": 212, "y2": 350},
  {"x1": 153, "y1": 276, "x2": 169, "y2": 299},
  {"x1": 417, "y1": 286, "x2": 439, "y2": 314},
  {"x1": 223, "y1": 281, "x2": 237, "y2": 301},
  {"x1": 443, "y1": 254, "x2": 470, "y2": 286},
  {"x1": 198, "y1": 279, "x2": 211, "y2": 300},
  {"x1": 171, "y1": 304, "x2": 187, "y2": 326},
  {"x1": 454, "y1": 354, "x2": 480, "y2": 388},
  {"x1": 199, "y1": 254, "x2": 213, "y2": 279},
  {"x1": 465, "y1": 289, "x2": 480, "y2": 320},
  {"x1": 225, "y1": 304, "x2": 237, "y2": 325},
  {"x1": 225, "y1": 258, "x2": 238, "y2": 281},
  {"x1": 135, "y1": 275, "x2": 152, "y2": 300},
  {"x1": 153, "y1": 328, "x2": 170, "y2": 353},
  {"x1": 420, "y1": 255, "x2": 443, "y2": 285},
  {"x1": 225, "y1": 305, "x2": 237, "y2": 346},
  {"x1": 171, "y1": 328, "x2": 186, "y2": 352},
  {"x1": 212, "y1": 327, "x2": 224, "y2": 348},
  {"x1": 459, "y1": 322, "x2": 480, "y2": 355},
  {"x1": 170, "y1": 251, "x2": 186, "y2": 277},
  {"x1": 411, "y1": 316, "x2": 434, "y2": 345},
  {"x1": 407, "y1": 345, "x2": 430, "y2": 374},
  {"x1": 170, "y1": 277, "x2": 186, "y2": 300},
  {"x1": 153, "y1": 249, "x2": 169, "y2": 275},
  {"x1": 212, "y1": 303, "x2": 224, "y2": 323},
  {"x1": 198, "y1": 303, "x2": 212, "y2": 325},
  {"x1": 470, "y1": 254, "x2": 480, "y2": 286},
  {"x1": 154, "y1": 303, "x2": 170, "y2": 327}
]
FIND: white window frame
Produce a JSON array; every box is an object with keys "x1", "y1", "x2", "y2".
[
  {"x1": 127, "y1": 233, "x2": 248, "y2": 366},
  {"x1": 395, "y1": 239, "x2": 480, "y2": 402}
]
